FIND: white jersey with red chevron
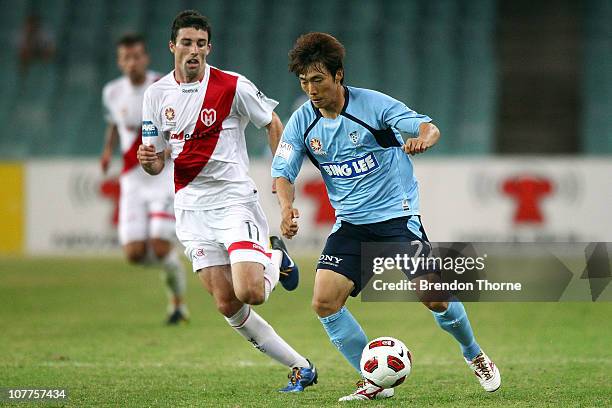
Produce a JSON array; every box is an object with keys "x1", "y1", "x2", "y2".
[
  {"x1": 103, "y1": 71, "x2": 174, "y2": 191},
  {"x1": 141, "y1": 65, "x2": 278, "y2": 210}
]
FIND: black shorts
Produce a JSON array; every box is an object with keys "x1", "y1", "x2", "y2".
[{"x1": 316, "y1": 216, "x2": 432, "y2": 297}]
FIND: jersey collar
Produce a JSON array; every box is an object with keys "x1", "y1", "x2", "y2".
[
  {"x1": 173, "y1": 64, "x2": 210, "y2": 86},
  {"x1": 310, "y1": 86, "x2": 350, "y2": 118}
]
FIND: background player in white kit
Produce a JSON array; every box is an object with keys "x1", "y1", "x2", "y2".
[
  {"x1": 101, "y1": 33, "x2": 188, "y2": 325},
  {"x1": 137, "y1": 11, "x2": 317, "y2": 392}
]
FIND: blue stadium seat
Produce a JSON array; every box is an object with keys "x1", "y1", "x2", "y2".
[
  {"x1": 582, "y1": 0, "x2": 612, "y2": 153},
  {"x1": 379, "y1": 1, "x2": 421, "y2": 104},
  {"x1": 0, "y1": 0, "x2": 522, "y2": 157},
  {"x1": 339, "y1": 0, "x2": 380, "y2": 88},
  {"x1": 453, "y1": 0, "x2": 496, "y2": 154},
  {"x1": 259, "y1": 0, "x2": 302, "y2": 120}
]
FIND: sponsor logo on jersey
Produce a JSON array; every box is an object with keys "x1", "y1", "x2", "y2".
[
  {"x1": 195, "y1": 248, "x2": 206, "y2": 258},
  {"x1": 164, "y1": 107, "x2": 175, "y2": 121},
  {"x1": 200, "y1": 108, "x2": 217, "y2": 127},
  {"x1": 170, "y1": 124, "x2": 222, "y2": 142},
  {"x1": 349, "y1": 131, "x2": 359, "y2": 144},
  {"x1": 182, "y1": 87, "x2": 198, "y2": 93},
  {"x1": 142, "y1": 120, "x2": 158, "y2": 137},
  {"x1": 309, "y1": 138, "x2": 326, "y2": 155},
  {"x1": 275, "y1": 141, "x2": 293, "y2": 160},
  {"x1": 320, "y1": 153, "x2": 380, "y2": 179}
]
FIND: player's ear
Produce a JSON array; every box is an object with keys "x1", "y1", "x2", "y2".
[
  {"x1": 335, "y1": 69, "x2": 344, "y2": 84},
  {"x1": 169, "y1": 41, "x2": 175, "y2": 54}
]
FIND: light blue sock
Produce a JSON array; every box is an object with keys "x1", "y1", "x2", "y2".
[
  {"x1": 319, "y1": 306, "x2": 368, "y2": 373},
  {"x1": 432, "y1": 300, "x2": 481, "y2": 360}
]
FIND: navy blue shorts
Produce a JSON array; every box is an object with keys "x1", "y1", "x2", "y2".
[{"x1": 316, "y1": 216, "x2": 432, "y2": 297}]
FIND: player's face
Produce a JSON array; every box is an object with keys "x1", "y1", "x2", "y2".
[
  {"x1": 117, "y1": 43, "x2": 149, "y2": 84},
  {"x1": 299, "y1": 64, "x2": 343, "y2": 111},
  {"x1": 170, "y1": 27, "x2": 211, "y2": 82}
]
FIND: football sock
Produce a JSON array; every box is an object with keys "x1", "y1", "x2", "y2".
[
  {"x1": 270, "y1": 249, "x2": 283, "y2": 271},
  {"x1": 226, "y1": 304, "x2": 309, "y2": 368},
  {"x1": 432, "y1": 300, "x2": 481, "y2": 360},
  {"x1": 160, "y1": 249, "x2": 187, "y2": 301},
  {"x1": 319, "y1": 306, "x2": 367, "y2": 373},
  {"x1": 262, "y1": 260, "x2": 280, "y2": 301}
]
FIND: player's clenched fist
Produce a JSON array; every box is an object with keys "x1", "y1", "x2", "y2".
[
  {"x1": 137, "y1": 144, "x2": 164, "y2": 175},
  {"x1": 281, "y1": 207, "x2": 300, "y2": 239},
  {"x1": 137, "y1": 144, "x2": 157, "y2": 164},
  {"x1": 403, "y1": 137, "x2": 432, "y2": 155}
]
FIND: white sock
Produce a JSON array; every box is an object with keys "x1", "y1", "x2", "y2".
[
  {"x1": 263, "y1": 261, "x2": 280, "y2": 301},
  {"x1": 270, "y1": 249, "x2": 283, "y2": 270},
  {"x1": 226, "y1": 304, "x2": 309, "y2": 368},
  {"x1": 160, "y1": 249, "x2": 187, "y2": 300}
]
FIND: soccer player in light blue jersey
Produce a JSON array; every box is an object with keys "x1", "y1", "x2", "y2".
[{"x1": 272, "y1": 32, "x2": 501, "y2": 401}]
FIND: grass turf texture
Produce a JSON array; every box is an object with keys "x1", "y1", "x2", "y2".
[{"x1": 1, "y1": 257, "x2": 610, "y2": 407}]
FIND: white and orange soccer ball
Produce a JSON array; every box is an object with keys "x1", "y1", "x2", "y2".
[{"x1": 360, "y1": 337, "x2": 412, "y2": 389}]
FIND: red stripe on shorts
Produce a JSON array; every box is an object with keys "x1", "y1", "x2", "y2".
[
  {"x1": 149, "y1": 212, "x2": 175, "y2": 220},
  {"x1": 227, "y1": 241, "x2": 270, "y2": 257}
]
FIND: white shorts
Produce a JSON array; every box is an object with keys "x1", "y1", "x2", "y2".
[
  {"x1": 118, "y1": 186, "x2": 176, "y2": 245},
  {"x1": 175, "y1": 201, "x2": 271, "y2": 272}
]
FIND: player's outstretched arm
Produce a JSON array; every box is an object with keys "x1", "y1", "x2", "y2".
[
  {"x1": 403, "y1": 122, "x2": 441, "y2": 155},
  {"x1": 137, "y1": 144, "x2": 165, "y2": 175},
  {"x1": 275, "y1": 177, "x2": 300, "y2": 239}
]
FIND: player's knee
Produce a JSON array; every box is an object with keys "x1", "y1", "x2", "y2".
[
  {"x1": 216, "y1": 299, "x2": 243, "y2": 317},
  {"x1": 149, "y1": 239, "x2": 171, "y2": 259},
  {"x1": 311, "y1": 298, "x2": 342, "y2": 318},
  {"x1": 235, "y1": 285, "x2": 265, "y2": 306},
  {"x1": 125, "y1": 250, "x2": 146, "y2": 264},
  {"x1": 422, "y1": 301, "x2": 448, "y2": 313}
]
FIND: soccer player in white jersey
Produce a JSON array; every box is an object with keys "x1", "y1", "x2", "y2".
[
  {"x1": 136, "y1": 10, "x2": 317, "y2": 392},
  {"x1": 101, "y1": 33, "x2": 188, "y2": 325}
]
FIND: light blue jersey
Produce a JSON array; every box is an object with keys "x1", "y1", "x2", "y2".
[{"x1": 272, "y1": 86, "x2": 432, "y2": 225}]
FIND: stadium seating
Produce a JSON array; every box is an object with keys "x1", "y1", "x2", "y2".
[
  {"x1": 582, "y1": 0, "x2": 612, "y2": 154},
  {"x1": 0, "y1": 0, "x2": 608, "y2": 157}
]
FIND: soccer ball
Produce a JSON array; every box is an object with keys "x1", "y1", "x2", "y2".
[{"x1": 360, "y1": 337, "x2": 412, "y2": 389}]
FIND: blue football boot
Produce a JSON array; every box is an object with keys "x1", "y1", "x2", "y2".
[
  {"x1": 279, "y1": 360, "x2": 318, "y2": 392},
  {"x1": 270, "y1": 236, "x2": 299, "y2": 291}
]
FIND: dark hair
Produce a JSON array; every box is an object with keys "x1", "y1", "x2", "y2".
[
  {"x1": 171, "y1": 10, "x2": 212, "y2": 43},
  {"x1": 117, "y1": 33, "x2": 146, "y2": 50},
  {"x1": 288, "y1": 32, "x2": 345, "y2": 83}
]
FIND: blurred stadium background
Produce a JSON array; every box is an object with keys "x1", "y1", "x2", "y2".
[
  {"x1": 0, "y1": 0, "x2": 610, "y2": 256},
  {"x1": 0, "y1": 1, "x2": 611, "y2": 406}
]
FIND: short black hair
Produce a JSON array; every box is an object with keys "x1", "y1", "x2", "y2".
[
  {"x1": 289, "y1": 32, "x2": 345, "y2": 83},
  {"x1": 171, "y1": 10, "x2": 212, "y2": 43},
  {"x1": 117, "y1": 33, "x2": 146, "y2": 50}
]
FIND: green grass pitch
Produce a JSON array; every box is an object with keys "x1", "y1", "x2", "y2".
[{"x1": 1, "y1": 256, "x2": 610, "y2": 407}]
